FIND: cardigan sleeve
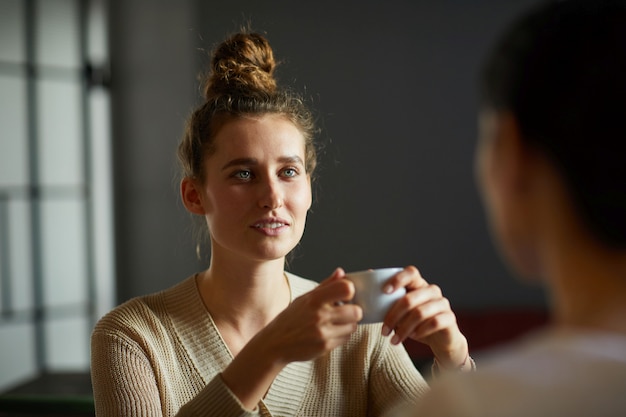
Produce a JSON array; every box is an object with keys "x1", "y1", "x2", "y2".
[
  {"x1": 91, "y1": 330, "x2": 168, "y2": 417},
  {"x1": 367, "y1": 333, "x2": 431, "y2": 417},
  {"x1": 91, "y1": 324, "x2": 261, "y2": 417},
  {"x1": 176, "y1": 375, "x2": 262, "y2": 417}
]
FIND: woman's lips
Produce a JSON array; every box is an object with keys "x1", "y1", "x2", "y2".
[{"x1": 251, "y1": 218, "x2": 290, "y2": 235}]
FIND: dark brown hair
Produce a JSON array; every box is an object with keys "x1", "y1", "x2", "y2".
[{"x1": 480, "y1": 0, "x2": 626, "y2": 247}]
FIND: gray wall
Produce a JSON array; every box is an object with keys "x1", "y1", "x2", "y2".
[
  {"x1": 110, "y1": 0, "x2": 204, "y2": 300},
  {"x1": 111, "y1": 0, "x2": 546, "y2": 309}
]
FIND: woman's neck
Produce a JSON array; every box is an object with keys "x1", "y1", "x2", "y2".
[{"x1": 197, "y1": 253, "x2": 291, "y2": 334}]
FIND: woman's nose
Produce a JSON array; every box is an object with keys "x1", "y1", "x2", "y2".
[{"x1": 259, "y1": 178, "x2": 283, "y2": 209}]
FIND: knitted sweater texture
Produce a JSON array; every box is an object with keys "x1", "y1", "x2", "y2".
[{"x1": 91, "y1": 273, "x2": 429, "y2": 416}]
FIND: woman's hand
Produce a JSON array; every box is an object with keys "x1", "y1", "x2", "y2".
[
  {"x1": 220, "y1": 268, "x2": 362, "y2": 410},
  {"x1": 262, "y1": 267, "x2": 363, "y2": 365},
  {"x1": 381, "y1": 266, "x2": 469, "y2": 370}
]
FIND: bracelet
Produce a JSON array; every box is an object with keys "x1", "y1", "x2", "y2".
[{"x1": 431, "y1": 353, "x2": 476, "y2": 377}]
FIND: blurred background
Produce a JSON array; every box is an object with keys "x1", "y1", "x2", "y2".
[{"x1": 0, "y1": 0, "x2": 546, "y2": 406}]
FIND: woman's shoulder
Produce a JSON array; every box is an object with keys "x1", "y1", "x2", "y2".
[
  {"x1": 285, "y1": 271, "x2": 319, "y2": 297},
  {"x1": 92, "y1": 275, "x2": 198, "y2": 338}
]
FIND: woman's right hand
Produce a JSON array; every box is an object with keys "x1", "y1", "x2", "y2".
[
  {"x1": 220, "y1": 268, "x2": 361, "y2": 410},
  {"x1": 262, "y1": 267, "x2": 362, "y2": 364}
]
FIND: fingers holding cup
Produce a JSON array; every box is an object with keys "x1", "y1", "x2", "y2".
[{"x1": 343, "y1": 267, "x2": 406, "y2": 324}]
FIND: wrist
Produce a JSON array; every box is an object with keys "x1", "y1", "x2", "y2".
[
  {"x1": 434, "y1": 351, "x2": 475, "y2": 371},
  {"x1": 432, "y1": 335, "x2": 469, "y2": 369},
  {"x1": 431, "y1": 346, "x2": 476, "y2": 379}
]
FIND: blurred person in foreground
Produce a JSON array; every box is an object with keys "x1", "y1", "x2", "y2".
[{"x1": 415, "y1": 0, "x2": 626, "y2": 416}]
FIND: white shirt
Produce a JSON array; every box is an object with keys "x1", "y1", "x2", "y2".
[{"x1": 416, "y1": 327, "x2": 626, "y2": 417}]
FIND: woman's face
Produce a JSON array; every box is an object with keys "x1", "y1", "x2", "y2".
[{"x1": 197, "y1": 114, "x2": 312, "y2": 263}]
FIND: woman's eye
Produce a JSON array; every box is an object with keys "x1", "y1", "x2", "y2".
[
  {"x1": 282, "y1": 168, "x2": 298, "y2": 178},
  {"x1": 233, "y1": 170, "x2": 252, "y2": 180}
]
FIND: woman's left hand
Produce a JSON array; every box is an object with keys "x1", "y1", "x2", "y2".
[{"x1": 381, "y1": 266, "x2": 469, "y2": 370}]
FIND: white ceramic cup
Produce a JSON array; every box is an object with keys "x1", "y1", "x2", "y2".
[{"x1": 344, "y1": 267, "x2": 406, "y2": 324}]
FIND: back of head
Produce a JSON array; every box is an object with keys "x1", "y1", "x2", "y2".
[
  {"x1": 178, "y1": 30, "x2": 317, "y2": 184},
  {"x1": 481, "y1": 0, "x2": 626, "y2": 247}
]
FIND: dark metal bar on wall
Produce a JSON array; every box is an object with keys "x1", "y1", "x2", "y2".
[
  {"x1": 24, "y1": 0, "x2": 46, "y2": 371},
  {"x1": 79, "y1": 0, "x2": 98, "y2": 333},
  {"x1": 0, "y1": 193, "x2": 12, "y2": 319}
]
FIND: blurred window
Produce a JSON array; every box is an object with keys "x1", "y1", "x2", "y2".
[{"x1": 0, "y1": 0, "x2": 113, "y2": 391}]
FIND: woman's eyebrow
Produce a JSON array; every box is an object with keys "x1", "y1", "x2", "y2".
[
  {"x1": 278, "y1": 155, "x2": 305, "y2": 165},
  {"x1": 221, "y1": 158, "x2": 258, "y2": 171},
  {"x1": 221, "y1": 155, "x2": 304, "y2": 171}
]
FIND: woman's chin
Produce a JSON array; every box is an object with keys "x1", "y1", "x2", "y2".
[{"x1": 252, "y1": 242, "x2": 299, "y2": 262}]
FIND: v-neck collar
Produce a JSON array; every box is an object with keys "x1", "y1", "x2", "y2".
[{"x1": 165, "y1": 273, "x2": 317, "y2": 416}]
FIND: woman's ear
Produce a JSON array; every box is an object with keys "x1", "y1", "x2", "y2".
[
  {"x1": 306, "y1": 174, "x2": 313, "y2": 211},
  {"x1": 181, "y1": 177, "x2": 206, "y2": 215}
]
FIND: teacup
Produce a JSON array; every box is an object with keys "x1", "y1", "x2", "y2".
[{"x1": 344, "y1": 267, "x2": 406, "y2": 324}]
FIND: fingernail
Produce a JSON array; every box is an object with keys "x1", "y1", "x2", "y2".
[
  {"x1": 391, "y1": 335, "x2": 401, "y2": 345},
  {"x1": 382, "y1": 324, "x2": 391, "y2": 336},
  {"x1": 383, "y1": 285, "x2": 394, "y2": 294}
]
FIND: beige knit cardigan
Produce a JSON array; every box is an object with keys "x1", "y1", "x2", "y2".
[{"x1": 91, "y1": 273, "x2": 429, "y2": 416}]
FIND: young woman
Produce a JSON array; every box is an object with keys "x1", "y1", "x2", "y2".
[
  {"x1": 91, "y1": 31, "x2": 471, "y2": 417},
  {"x1": 416, "y1": 1, "x2": 626, "y2": 416}
]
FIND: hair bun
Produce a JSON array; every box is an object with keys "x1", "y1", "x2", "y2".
[{"x1": 205, "y1": 32, "x2": 277, "y2": 99}]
